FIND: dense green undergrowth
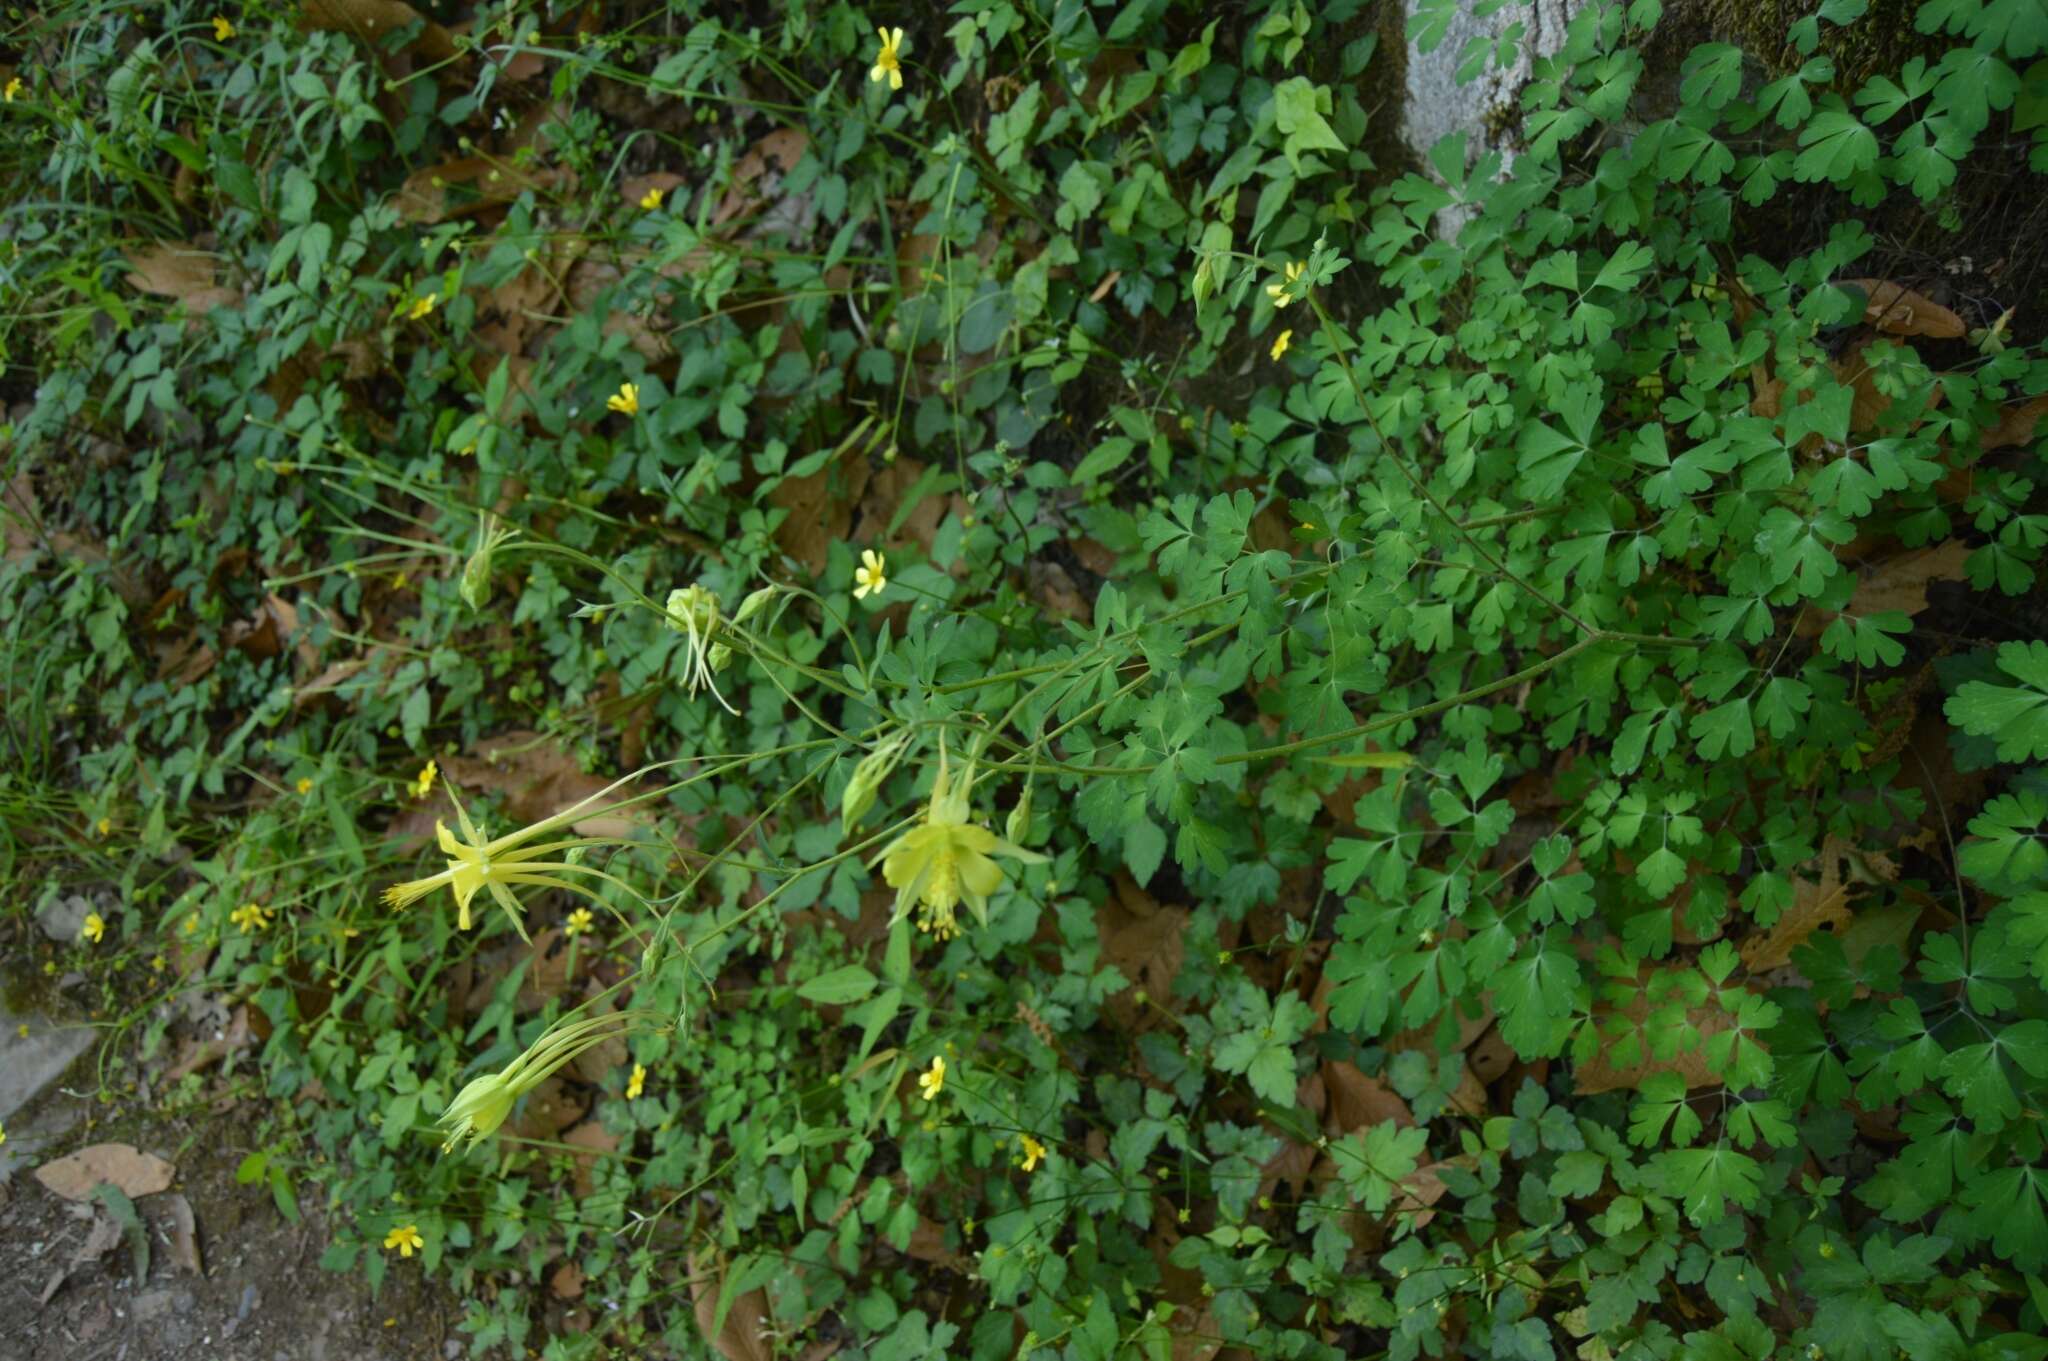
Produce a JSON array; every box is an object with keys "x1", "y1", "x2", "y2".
[{"x1": 7, "y1": 0, "x2": 2048, "y2": 1358}]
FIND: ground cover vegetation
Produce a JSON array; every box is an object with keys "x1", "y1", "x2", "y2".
[{"x1": 5, "y1": 0, "x2": 2048, "y2": 1356}]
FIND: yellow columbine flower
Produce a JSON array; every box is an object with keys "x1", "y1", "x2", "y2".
[
  {"x1": 918, "y1": 1055, "x2": 945, "y2": 1101},
  {"x1": 1018, "y1": 1134, "x2": 1046, "y2": 1172},
  {"x1": 1265, "y1": 260, "x2": 1305, "y2": 308},
  {"x1": 383, "y1": 1224, "x2": 424, "y2": 1257},
  {"x1": 638, "y1": 186, "x2": 663, "y2": 211},
  {"x1": 606, "y1": 381, "x2": 639, "y2": 415},
  {"x1": 412, "y1": 760, "x2": 437, "y2": 800},
  {"x1": 873, "y1": 741, "x2": 1047, "y2": 939},
  {"x1": 564, "y1": 907, "x2": 594, "y2": 936},
  {"x1": 438, "y1": 1010, "x2": 652, "y2": 1151},
  {"x1": 625, "y1": 1062, "x2": 646, "y2": 1099},
  {"x1": 381, "y1": 779, "x2": 641, "y2": 935},
  {"x1": 212, "y1": 15, "x2": 235, "y2": 39},
  {"x1": 870, "y1": 26, "x2": 906, "y2": 90},
  {"x1": 82, "y1": 912, "x2": 106, "y2": 944},
  {"x1": 3, "y1": 77, "x2": 23, "y2": 102},
  {"x1": 665, "y1": 584, "x2": 739, "y2": 714},
  {"x1": 1270, "y1": 329, "x2": 1293, "y2": 361},
  {"x1": 405, "y1": 293, "x2": 436, "y2": 321},
  {"x1": 230, "y1": 902, "x2": 271, "y2": 933},
  {"x1": 297, "y1": 777, "x2": 314, "y2": 795},
  {"x1": 853, "y1": 548, "x2": 887, "y2": 600}
]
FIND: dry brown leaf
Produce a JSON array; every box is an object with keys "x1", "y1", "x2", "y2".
[
  {"x1": 562, "y1": 257, "x2": 670, "y2": 360},
  {"x1": 1984, "y1": 395, "x2": 2048, "y2": 451},
  {"x1": 163, "y1": 1193, "x2": 202, "y2": 1274},
  {"x1": 300, "y1": 0, "x2": 456, "y2": 60},
  {"x1": 1168, "y1": 1304, "x2": 1222, "y2": 1361},
  {"x1": 1393, "y1": 1159, "x2": 1453, "y2": 1231},
  {"x1": 770, "y1": 453, "x2": 871, "y2": 575},
  {"x1": 1321, "y1": 1060, "x2": 1415, "y2": 1134},
  {"x1": 550, "y1": 1260, "x2": 586, "y2": 1300},
  {"x1": 395, "y1": 156, "x2": 557, "y2": 224},
  {"x1": 123, "y1": 243, "x2": 240, "y2": 317},
  {"x1": 165, "y1": 1004, "x2": 253, "y2": 1081},
  {"x1": 690, "y1": 1252, "x2": 775, "y2": 1361},
  {"x1": 906, "y1": 1216, "x2": 971, "y2": 1270},
  {"x1": 1847, "y1": 542, "x2": 1970, "y2": 618},
  {"x1": 712, "y1": 128, "x2": 811, "y2": 228},
  {"x1": 1740, "y1": 836, "x2": 1853, "y2": 974},
  {"x1": 505, "y1": 1073, "x2": 588, "y2": 1142},
  {"x1": 1573, "y1": 967, "x2": 1742, "y2": 1094},
  {"x1": 1096, "y1": 891, "x2": 1188, "y2": 1031},
  {"x1": 35, "y1": 1144, "x2": 175, "y2": 1201},
  {"x1": 443, "y1": 731, "x2": 641, "y2": 837},
  {"x1": 1844, "y1": 279, "x2": 1966, "y2": 339},
  {"x1": 561, "y1": 1119, "x2": 619, "y2": 1198},
  {"x1": 854, "y1": 455, "x2": 951, "y2": 557}
]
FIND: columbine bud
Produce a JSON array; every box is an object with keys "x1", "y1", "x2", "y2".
[
  {"x1": 1006, "y1": 781, "x2": 1033, "y2": 845},
  {"x1": 842, "y1": 731, "x2": 909, "y2": 835},
  {"x1": 460, "y1": 512, "x2": 515, "y2": 613},
  {"x1": 732, "y1": 584, "x2": 777, "y2": 626}
]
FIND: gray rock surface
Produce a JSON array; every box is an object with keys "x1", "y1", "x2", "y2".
[
  {"x1": 0, "y1": 1002, "x2": 94, "y2": 1127},
  {"x1": 1402, "y1": 0, "x2": 1586, "y2": 233}
]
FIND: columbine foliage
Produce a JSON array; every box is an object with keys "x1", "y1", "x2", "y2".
[{"x1": 7, "y1": 0, "x2": 2048, "y2": 1357}]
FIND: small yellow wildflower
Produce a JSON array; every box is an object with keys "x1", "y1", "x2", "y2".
[
  {"x1": 564, "y1": 907, "x2": 594, "y2": 936},
  {"x1": 853, "y1": 548, "x2": 887, "y2": 601},
  {"x1": 1270, "y1": 329, "x2": 1293, "y2": 361},
  {"x1": 297, "y1": 777, "x2": 314, "y2": 795},
  {"x1": 638, "y1": 186, "x2": 664, "y2": 211},
  {"x1": 383, "y1": 1224, "x2": 424, "y2": 1258},
  {"x1": 918, "y1": 1055, "x2": 946, "y2": 1101},
  {"x1": 626, "y1": 1062, "x2": 647, "y2": 1100},
  {"x1": 181, "y1": 913, "x2": 200, "y2": 935},
  {"x1": 1266, "y1": 260, "x2": 1306, "y2": 308},
  {"x1": 411, "y1": 760, "x2": 437, "y2": 800},
  {"x1": 405, "y1": 293, "x2": 436, "y2": 321},
  {"x1": 212, "y1": 15, "x2": 234, "y2": 40},
  {"x1": 82, "y1": 912, "x2": 106, "y2": 945},
  {"x1": 151, "y1": 954, "x2": 167, "y2": 972},
  {"x1": 230, "y1": 902, "x2": 272, "y2": 934},
  {"x1": 870, "y1": 26, "x2": 905, "y2": 91},
  {"x1": 1018, "y1": 1134, "x2": 1046, "y2": 1172},
  {"x1": 97, "y1": 817, "x2": 111, "y2": 836},
  {"x1": 606, "y1": 382, "x2": 639, "y2": 416},
  {"x1": 3, "y1": 77, "x2": 22, "y2": 103}
]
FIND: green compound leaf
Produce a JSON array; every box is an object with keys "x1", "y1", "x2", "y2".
[{"x1": 1944, "y1": 640, "x2": 2048, "y2": 763}]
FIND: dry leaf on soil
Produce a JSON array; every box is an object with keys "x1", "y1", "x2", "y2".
[
  {"x1": 35, "y1": 1144, "x2": 176, "y2": 1201},
  {"x1": 1843, "y1": 279, "x2": 1966, "y2": 339},
  {"x1": 1740, "y1": 836, "x2": 1854, "y2": 974},
  {"x1": 1573, "y1": 968, "x2": 1742, "y2": 1095},
  {"x1": 300, "y1": 0, "x2": 456, "y2": 61},
  {"x1": 1321, "y1": 1060, "x2": 1415, "y2": 1134},
  {"x1": 690, "y1": 1253, "x2": 775, "y2": 1361},
  {"x1": 562, "y1": 1119, "x2": 619, "y2": 1198},
  {"x1": 123, "y1": 243, "x2": 241, "y2": 317},
  {"x1": 163, "y1": 1192, "x2": 203, "y2": 1274},
  {"x1": 1846, "y1": 541, "x2": 1970, "y2": 618}
]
